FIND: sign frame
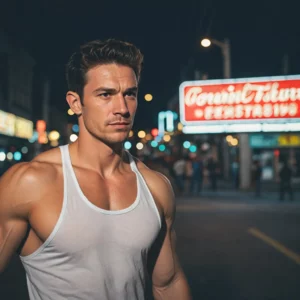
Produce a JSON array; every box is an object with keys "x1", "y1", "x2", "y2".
[{"x1": 179, "y1": 75, "x2": 300, "y2": 129}]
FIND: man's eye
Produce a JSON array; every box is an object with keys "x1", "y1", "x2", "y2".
[
  {"x1": 125, "y1": 92, "x2": 137, "y2": 97},
  {"x1": 99, "y1": 93, "x2": 110, "y2": 97}
]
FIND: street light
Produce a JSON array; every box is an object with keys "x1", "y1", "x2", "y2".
[
  {"x1": 200, "y1": 37, "x2": 231, "y2": 78},
  {"x1": 200, "y1": 38, "x2": 211, "y2": 48},
  {"x1": 201, "y1": 37, "x2": 232, "y2": 182}
]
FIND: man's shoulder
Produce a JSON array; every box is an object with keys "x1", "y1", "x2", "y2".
[
  {"x1": 133, "y1": 157, "x2": 175, "y2": 218},
  {"x1": 32, "y1": 146, "x2": 62, "y2": 165},
  {"x1": 0, "y1": 147, "x2": 62, "y2": 208},
  {"x1": 135, "y1": 159, "x2": 172, "y2": 191},
  {"x1": 14, "y1": 147, "x2": 61, "y2": 182}
]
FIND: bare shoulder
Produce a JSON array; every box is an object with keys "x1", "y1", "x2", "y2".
[
  {"x1": 133, "y1": 157, "x2": 175, "y2": 219},
  {"x1": 32, "y1": 146, "x2": 62, "y2": 164},
  {"x1": 0, "y1": 147, "x2": 62, "y2": 217}
]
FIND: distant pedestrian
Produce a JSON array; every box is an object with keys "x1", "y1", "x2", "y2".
[
  {"x1": 207, "y1": 157, "x2": 218, "y2": 191},
  {"x1": 190, "y1": 156, "x2": 204, "y2": 195},
  {"x1": 184, "y1": 156, "x2": 193, "y2": 195},
  {"x1": 279, "y1": 161, "x2": 293, "y2": 201},
  {"x1": 253, "y1": 160, "x2": 262, "y2": 197},
  {"x1": 231, "y1": 159, "x2": 239, "y2": 189},
  {"x1": 173, "y1": 157, "x2": 186, "y2": 194}
]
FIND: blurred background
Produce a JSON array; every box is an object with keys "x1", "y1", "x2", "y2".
[{"x1": 1, "y1": 0, "x2": 300, "y2": 299}]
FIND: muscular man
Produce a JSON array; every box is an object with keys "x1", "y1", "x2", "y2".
[{"x1": 0, "y1": 39, "x2": 191, "y2": 299}]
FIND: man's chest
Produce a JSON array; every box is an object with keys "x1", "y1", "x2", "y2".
[{"x1": 21, "y1": 171, "x2": 161, "y2": 256}]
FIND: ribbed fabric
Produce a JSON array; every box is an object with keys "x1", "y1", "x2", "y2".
[{"x1": 20, "y1": 144, "x2": 161, "y2": 300}]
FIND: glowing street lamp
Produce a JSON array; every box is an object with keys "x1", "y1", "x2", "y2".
[
  {"x1": 201, "y1": 38, "x2": 211, "y2": 47},
  {"x1": 200, "y1": 37, "x2": 231, "y2": 79}
]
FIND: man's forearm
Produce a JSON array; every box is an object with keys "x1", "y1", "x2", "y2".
[{"x1": 152, "y1": 272, "x2": 192, "y2": 300}]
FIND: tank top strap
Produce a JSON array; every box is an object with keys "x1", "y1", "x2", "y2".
[
  {"x1": 126, "y1": 151, "x2": 139, "y2": 173},
  {"x1": 59, "y1": 144, "x2": 71, "y2": 172}
]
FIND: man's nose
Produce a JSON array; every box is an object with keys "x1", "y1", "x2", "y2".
[{"x1": 113, "y1": 95, "x2": 129, "y2": 116}]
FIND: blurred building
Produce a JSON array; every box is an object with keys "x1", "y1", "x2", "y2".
[{"x1": 0, "y1": 29, "x2": 35, "y2": 174}]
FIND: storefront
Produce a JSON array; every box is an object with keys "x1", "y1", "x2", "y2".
[{"x1": 250, "y1": 133, "x2": 300, "y2": 181}]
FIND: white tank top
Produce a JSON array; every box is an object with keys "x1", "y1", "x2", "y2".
[{"x1": 20, "y1": 145, "x2": 161, "y2": 300}]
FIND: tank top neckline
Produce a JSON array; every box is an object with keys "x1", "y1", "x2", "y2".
[{"x1": 63, "y1": 144, "x2": 141, "y2": 215}]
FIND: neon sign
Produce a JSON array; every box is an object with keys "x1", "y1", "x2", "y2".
[{"x1": 179, "y1": 75, "x2": 300, "y2": 133}]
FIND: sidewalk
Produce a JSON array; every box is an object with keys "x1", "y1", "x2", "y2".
[
  {"x1": 178, "y1": 190, "x2": 300, "y2": 202},
  {"x1": 175, "y1": 179, "x2": 300, "y2": 204}
]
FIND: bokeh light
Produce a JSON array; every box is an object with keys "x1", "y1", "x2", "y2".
[
  {"x1": 136, "y1": 142, "x2": 144, "y2": 150},
  {"x1": 226, "y1": 135, "x2": 233, "y2": 142},
  {"x1": 163, "y1": 135, "x2": 171, "y2": 142},
  {"x1": 138, "y1": 130, "x2": 146, "y2": 138},
  {"x1": 68, "y1": 109, "x2": 75, "y2": 116},
  {"x1": 7, "y1": 152, "x2": 13, "y2": 160},
  {"x1": 70, "y1": 134, "x2": 78, "y2": 142},
  {"x1": 124, "y1": 141, "x2": 132, "y2": 150},
  {"x1": 189, "y1": 145, "x2": 197, "y2": 153},
  {"x1": 177, "y1": 123, "x2": 183, "y2": 131},
  {"x1": 146, "y1": 133, "x2": 152, "y2": 141},
  {"x1": 151, "y1": 141, "x2": 158, "y2": 147},
  {"x1": 14, "y1": 151, "x2": 22, "y2": 161},
  {"x1": 231, "y1": 138, "x2": 239, "y2": 146},
  {"x1": 159, "y1": 144, "x2": 166, "y2": 152},
  {"x1": 144, "y1": 94, "x2": 153, "y2": 101},
  {"x1": 21, "y1": 146, "x2": 28, "y2": 154},
  {"x1": 0, "y1": 152, "x2": 6, "y2": 161},
  {"x1": 72, "y1": 124, "x2": 79, "y2": 133},
  {"x1": 129, "y1": 130, "x2": 134, "y2": 138},
  {"x1": 151, "y1": 128, "x2": 159, "y2": 137},
  {"x1": 183, "y1": 141, "x2": 191, "y2": 149},
  {"x1": 48, "y1": 130, "x2": 60, "y2": 141}
]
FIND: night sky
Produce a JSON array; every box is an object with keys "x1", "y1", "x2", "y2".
[{"x1": 1, "y1": 0, "x2": 300, "y2": 129}]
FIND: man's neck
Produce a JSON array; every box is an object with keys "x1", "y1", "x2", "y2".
[{"x1": 69, "y1": 137, "x2": 126, "y2": 178}]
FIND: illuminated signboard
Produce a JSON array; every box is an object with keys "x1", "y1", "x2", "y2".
[
  {"x1": 158, "y1": 111, "x2": 178, "y2": 135},
  {"x1": 179, "y1": 75, "x2": 300, "y2": 133},
  {"x1": 0, "y1": 110, "x2": 16, "y2": 136},
  {"x1": 0, "y1": 109, "x2": 33, "y2": 139},
  {"x1": 15, "y1": 117, "x2": 33, "y2": 139},
  {"x1": 249, "y1": 134, "x2": 300, "y2": 148}
]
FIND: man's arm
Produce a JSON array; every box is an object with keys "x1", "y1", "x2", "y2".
[
  {"x1": 149, "y1": 173, "x2": 192, "y2": 300},
  {"x1": 0, "y1": 163, "x2": 34, "y2": 273}
]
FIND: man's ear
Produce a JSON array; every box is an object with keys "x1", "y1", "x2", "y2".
[{"x1": 66, "y1": 91, "x2": 82, "y2": 116}]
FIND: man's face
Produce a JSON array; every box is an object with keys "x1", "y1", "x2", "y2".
[{"x1": 80, "y1": 63, "x2": 138, "y2": 145}]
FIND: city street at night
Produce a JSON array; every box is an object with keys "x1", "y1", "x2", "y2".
[
  {"x1": 2, "y1": 1, "x2": 300, "y2": 300},
  {"x1": 1, "y1": 190, "x2": 300, "y2": 300}
]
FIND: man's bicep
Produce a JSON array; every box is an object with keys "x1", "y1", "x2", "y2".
[
  {"x1": 151, "y1": 219, "x2": 180, "y2": 288},
  {"x1": 0, "y1": 216, "x2": 28, "y2": 272},
  {"x1": 0, "y1": 163, "x2": 31, "y2": 273}
]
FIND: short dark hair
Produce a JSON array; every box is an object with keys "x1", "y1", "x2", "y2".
[{"x1": 66, "y1": 38, "x2": 144, "y2": 101}]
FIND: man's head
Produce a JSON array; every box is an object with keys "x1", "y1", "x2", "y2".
[
  {"x1": 66, "y1": 39, "x2": 143, "y2": 102},
  {"x1": 66, "y1": 39, "x2": 144, "y2": 146}
]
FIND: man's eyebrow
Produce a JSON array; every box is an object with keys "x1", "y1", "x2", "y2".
[
  {"x1": 92, "y1": 86, "x2": 138, "y2": 95},
  {"x1": 124, "y1": 87, "x2": 138, "y2": 93},
  {"x1": 92, "y1": 87, "x2": 118, "y2": 95}
]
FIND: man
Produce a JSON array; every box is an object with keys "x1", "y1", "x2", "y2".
[{"x1": 0, "y1": 39, "x2": 191, "y2": 299}]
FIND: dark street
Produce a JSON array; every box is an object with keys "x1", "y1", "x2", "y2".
[
  {"x1": 176, "y1": 193, "x2": 300, "y2": 300},
  {"x1": 1, "y1": 191, "x2": 300, "y2": 300}
]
